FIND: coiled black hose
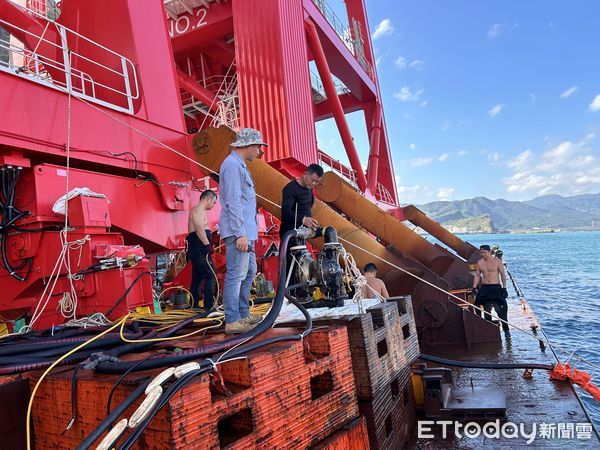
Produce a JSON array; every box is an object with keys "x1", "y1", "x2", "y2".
[
  {"x1": 115, "y1": 296, "x2": 313, "y2": 450},
  {"x1": 95, "y1": 229, "x2": 299, "y2": 374},
  {"x1": 78, "y1": 231, "x2": 313, "y2": 448}
]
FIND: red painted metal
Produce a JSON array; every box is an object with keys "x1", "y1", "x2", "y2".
[
  {"x1": 0, "y1": 0, "x2": 405, "y2": 328},
  {"x1": 176, "y1": 67, "x2": 219, "y2": 113},
  {"x1": 366, "y1": 101, "x2": 382, "y2": 193},
  {"x1": 231, "y1": 0, "x2": 317, "y2": 166},
  {"x1": 305, "y1": 18, "x2": 368, "y2": 193}
]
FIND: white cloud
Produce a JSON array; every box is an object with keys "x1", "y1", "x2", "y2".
[
  {"x1": 409, "y1": 60, "x2": 426, "y2": 69},
  {"x1": 530, "y1": 93, "x2": 536, "y2": 102},
  {"x1": 438, "y1": 153, "x2": 449, "y2": 162},
  {"x1": 394, "y1": 86, "x2": 424, "y2": 102},
  {"x1": 560, "y1": 86, "x2": 578, "y2": 98},
  {"x1": 441, "y1": 119, "x2": 451, "y2": 131},
  {"x1": 457, "y1": 149, "x2": 468, "y2": 157},
  {"x1": 487, "y1": 152, "x2": 501, "y2": 163},
  {"x1": 487, "y1": 23, "x2": 504, "y2": 39},
  {"x1": 488, "y1": 104, "x2": 503, "y2": 118},
  {"x1": 410, "y1": 157, "x2": 433, "y2": 167},
  {"x1": 409, "y1": 143, "x2": 416, "y2": 150},
  {"x1": 395, "y1": 57, "x2": 426, "y2": 71},
  {"x1": 375, "y1": 55, "x2": 383, "y2": 67},
  {"x1": 395, "y1": 56, "x2": 407, "y2": 69},
  {"x1": 583, "y1": 132, "x2": 596, "y2": 142},
  {"x1": 503, "y1": 135, "x2": 600, "y2": 197},
  {"x1": 436, "y1": 187, "x2": 455, "y2": 200},
  {"x1": 396, "y1": 184, "x2": 421, "y2": 203},
  {"x1": 372, "y1": 19, "x2": 394, "y2": 40},
  {"x1": 589, "y1": 94, "x2": 600, "y2": 112},
  {"x1": 419, "y1": 100, "x2": 428, "y2": 107},
  {"x1": 507, "y1": 149, "x2": 533, "y2": 170}
]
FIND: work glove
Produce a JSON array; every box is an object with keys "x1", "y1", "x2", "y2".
[
  {"x1": 202, "y1": 244, "x2": 214, "y2": 255},
  {"x1": 502, "y1": 288, "x2": 508, "y2": 299}
]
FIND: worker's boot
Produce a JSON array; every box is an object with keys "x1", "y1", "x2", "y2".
[
  {"x1": 224, "y1": 320, "x2": 254, "y2": 334},
  {"x1": 242, "y1": 314, "x2": 263, "y2": 325}
]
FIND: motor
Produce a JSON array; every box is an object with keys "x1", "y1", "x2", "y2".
[{"x1": 289, "y1": 226, "x2": 348, "y2": 308}]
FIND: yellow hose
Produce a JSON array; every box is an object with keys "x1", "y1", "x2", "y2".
[{"x1": 26, "y1": 316, "x2": 129, "y2": 450}]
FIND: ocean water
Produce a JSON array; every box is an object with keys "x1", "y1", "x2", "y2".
[{"x1": 457, "y1": 231, "x2": 600, "y2": 428}]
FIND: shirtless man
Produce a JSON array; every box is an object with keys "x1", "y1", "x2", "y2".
[
  {"x1": 472, "y1": 244, "x2": 509, "y2": 331},
  {"x1": 186, "y1": 189, "x2": 218, "y2": 310},
  {"x1": 362, "y1": 263, "x2": 389, "y2": 299}
]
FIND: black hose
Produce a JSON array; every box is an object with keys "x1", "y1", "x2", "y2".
[
  {"x1": 419, "y1": 353, "x2": 555, "y2": 371},
  {"x1": 285, "y1": 294, "x2": 312, "y2": 335},
  {"x1": 95, "y1": 230, "x2": 299, "y2": 374},
  {"x1": 73, "y1": 377, "x2": 151, "y2": 450},
  {"x1": 105, "y1": 271, "x2": 153, "y2": 318},
  {"x1": 106, "y1": 351, "x2": 167, "y2": 416},
  {"x1": 115, "y1": 292, "x2": 315, "y2": 448}
]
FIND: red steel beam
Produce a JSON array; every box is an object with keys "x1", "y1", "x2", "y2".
[
  {"x1": 366, "y1": 101, "x2": 382, "y2": 193},
  {"x1": 305, "y1": 18, "x2": 368, "y2": 193},
  {"x1": 176, "y1": 67, "x2": 219, "y2": 113}
]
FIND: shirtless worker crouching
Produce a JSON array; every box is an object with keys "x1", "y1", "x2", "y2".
[
  {"x1": 187, "y1": 189, "x2": 218, "y2": 310},
  {"x1": 472, "y1": 244, "x2": 509, "y2": 332}
]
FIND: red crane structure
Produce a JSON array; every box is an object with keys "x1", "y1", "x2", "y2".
[{"x1": 0, "y1": 0, "x2": 484, "y2": 346}]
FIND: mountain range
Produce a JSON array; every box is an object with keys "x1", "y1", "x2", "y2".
[{"x1": 416, "y1": 193, "x2": 600, "y2": 233}]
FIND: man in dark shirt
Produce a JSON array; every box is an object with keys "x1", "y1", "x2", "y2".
[{"x1": 279, "y1": 164, "x2": 324, "y2": 283}]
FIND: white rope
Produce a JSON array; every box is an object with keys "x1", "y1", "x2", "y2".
[
  {"x1": 40, "y1": 71, "x2": 600, "y2": 373},
  {"x1": 64, "y1": 312, "x2": 111, "y2": 328},
  {"x1": 336, "y1": 235, "x2": 600, "y2": 373},
  {"x1": 339, "y1": 245, "x2": 369, "y2": 313}
]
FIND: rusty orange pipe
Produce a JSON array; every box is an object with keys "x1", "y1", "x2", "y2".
[
  {"x1": 192, "y1": 126, "x2": 425, "y2": 295},
  {"x1": 402, "y1": 205, "x2": 478, "y2": 260},
  {"x1": 317, "y1": 171, "x2": 457, "y2": 276}
]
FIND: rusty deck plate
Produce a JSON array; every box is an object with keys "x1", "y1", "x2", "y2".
[{"x1": 414, "y1": 292, "x2": 600, "y2": 449}]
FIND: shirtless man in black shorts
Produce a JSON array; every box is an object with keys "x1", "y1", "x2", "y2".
[{"x1": 472, "y1": 244, "x2": 509, "y2": 331}]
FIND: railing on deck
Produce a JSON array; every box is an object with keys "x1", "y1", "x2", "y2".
[
  {"x1": 163, "y1": 0, "x2": 224, "y2": 20},
  {"x1": 318, "y1": 150, "x2": 358, "y2": 188},
  {"x1": 375, "y1": 182, "x2": 396, "y2": 205},
  {"x1": 310, "y1": 69, "x2": 350, "y2": 101},
  {"x1": 0, "y1": 4, "x2": 139, "y2": 114},
  {"x1": 310, "y1": 0, "x2": 375, "y2": 80}
]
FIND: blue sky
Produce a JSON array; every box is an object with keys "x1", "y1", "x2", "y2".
[{"x1": 315, "y1": 1, "x2": 600, "y2": 204}]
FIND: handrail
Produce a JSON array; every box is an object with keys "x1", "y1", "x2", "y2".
[
  {"x1": 0, "y1": 4, "x2": 139, "y2": 114},
  {"x1": 310, "y1": 0, "x2": 374, "y2": 79}
]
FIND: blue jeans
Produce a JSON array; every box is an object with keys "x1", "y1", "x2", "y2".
[{"x1": 223, "y1": 237, "x2": 257, "y2": 323}]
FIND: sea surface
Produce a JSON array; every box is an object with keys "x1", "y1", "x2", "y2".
[{"x1": 456, "y1": 231, "x2": 600, "y2": 429}]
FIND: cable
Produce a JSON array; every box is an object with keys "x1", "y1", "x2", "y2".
[
  {"x1": 118, "y1": 316, "x2": 222, "y2": 344},
  {"x1": 106, "y1": 351, "x2": 167, "y2": 417},
  {"x1": 26, "y1": 316, "x2": 128, "y2": 450},
  {"x1": 336, "y1": 235, "x2": 600, "y2": 374},
  {"x1": 104, "y1": 271, "x2": 152, "y2": 317},
  {"x1": 419, "y1": 353, "x2": 555, "y2": 371},
  {"x1": 40, "y1": 61, "x2": 599, "y2": 374},
  {"x1": 74, "y1": 378, "x2": 151, "y2": 450},
  {"x1": 94, "y1": 230, "x2": 297, "y2": 374}
]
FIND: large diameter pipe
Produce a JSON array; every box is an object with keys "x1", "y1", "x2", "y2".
[
  {"x1": 402, "y1": 205, "x2": 478, "y2": 260},
  {"x1": 317, "y1": 171, "x2": 456, "y2": 276},
  {"x1": 192, "y1": 126, "x2": 424, "y2": 295},
  {"x1": 304, "y1": 19, "x2": 368, "y2": 193}
]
